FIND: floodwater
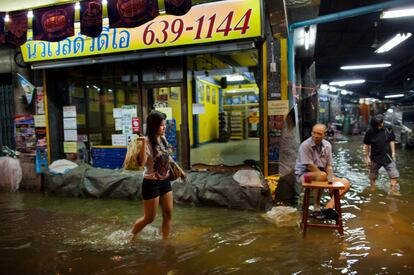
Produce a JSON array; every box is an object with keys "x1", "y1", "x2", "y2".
[{"x1": 0, "y1": 137, "x2": 413, "y2": 274}]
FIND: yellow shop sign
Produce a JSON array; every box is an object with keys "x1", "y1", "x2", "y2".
[{"x1": 21, "y1": 0, "x2": 262, "y2": 62}]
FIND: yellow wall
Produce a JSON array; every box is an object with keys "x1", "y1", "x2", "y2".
[
  {"x1": 186, "y1": 78, "x2": 220, "y2": 146},
  {"x1": 198, "y1": 80, "x2": 220, "y2": 143}
]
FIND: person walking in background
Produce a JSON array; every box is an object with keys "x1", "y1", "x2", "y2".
[
  {"x1": 364, "y1": 114, "x2": 400, "y2": 195},
  {"x1": 130, "y1": 110, "x2": 186, "y2": 241},
  {"x1": 295, "y1": 123, "x2": 351, "y2": 220}
]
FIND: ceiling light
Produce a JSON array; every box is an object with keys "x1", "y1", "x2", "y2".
[
  {"x1": 340, "y1": 90, "x2": 348, "y2": 95},
  {"x1": 329, "y1": 87, "x2": 337, "y2": 92},
  {"x1": 375, "y1": 33, "x2": 412, "y2": 53},
  {"x1": 381, "y1": 7, "x2": 414, "y2": 19},
  {"x1": 384, "y1": 94, "x2": 404, "y2": 98},
  {"x1": 340, "y1": 63, "x2": 391, "y2": 70},
  {"x1": 320, "y1": 84, "x2": 329, "y2": 90},
  {"x1": 226, "y1": 74, "x2": 244, "y2": 82},
  {"x1": 304, "y1": 27, "x2": 310, "y2": 51},
  {"x1": 329, "y1": 79, "x2": 365, "y2": 86}
]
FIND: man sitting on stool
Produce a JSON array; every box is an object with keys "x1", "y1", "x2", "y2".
[{"x1": 295, "y1": 123, "x2": 351, "y2": 220}]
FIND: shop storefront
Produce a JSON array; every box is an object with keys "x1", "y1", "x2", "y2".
[{"x1": 19, "y1": 0, "x2": 285, "y2": 175}]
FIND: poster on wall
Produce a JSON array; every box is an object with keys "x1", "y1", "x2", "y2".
[
  {"x1": 35, "y1": 128, "x2": 48, "y2": 173},
  {"x1": 36, "y1": 87, "x2": 45, "y2": 114},
  {"x1": 132, "y1": 118, "x2": 140, "y2": 134},
  {"x1": 14, "y1": 115, "x2": 36, "y2": 154},
  {"x1": 165, "y1": 119, "x2": 177, "y2": 161}
]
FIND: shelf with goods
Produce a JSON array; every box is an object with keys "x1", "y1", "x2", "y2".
[
  {"x1": 224, "y1": 103, "x2": 259, "y2": 139},
  {"x1": 229, "y1": 111, "x2": 244, "y2": 140}
]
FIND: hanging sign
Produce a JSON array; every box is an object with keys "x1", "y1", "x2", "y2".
[
  {"x1": 132, "y1": 118, "x2": 140, "y2": 134},
  {"x1": 17, "y1": 73, "x2": 35, "y2": 104},
  {"x1": 21, "y1": 0, "x2": 262, "y2": 62}
]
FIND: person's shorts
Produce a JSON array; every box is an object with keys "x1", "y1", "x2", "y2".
[
  {"x1": 369, "y1": 161, "x2": 400, "y2": 180},
  {"x1": 142, "y1": 178, "x2": 172, "y2": 200}
]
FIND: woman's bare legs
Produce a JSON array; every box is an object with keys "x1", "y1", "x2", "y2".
[
  {"x1": 159, "y1": 191, "x2": 173, "y2": 239},
  {"x1": 325, "y1": 177, "x2": 351, "y2": 209},
  {"x1": 130, "y1": 197, "x2": 159, "y2": 241}
]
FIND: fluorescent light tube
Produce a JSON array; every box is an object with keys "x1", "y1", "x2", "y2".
[
  {"x1": 382, "y1": 7, "x2": 414, "y2": 19},
  {"x1": 341, "y1": 64, "x2": 391, "y2": 70},
  {"x1": 226, "y1": 75, "x2": 244, "y2": 82},
  {"x1": 384, "y1": 94, "x2": 404, "y2": 98},
  {"x1": 304, "y1": 27, "x2": 310, "y2": 50},
  {"x1": 375, "y1": 33, "x2": 412, "y2": 53},
  {"x1": 329, "y1": 79, "x2": 365, "y2": 86},
  {"x1": 320, "y1": 84, "x2": 329, "y2": 90}
]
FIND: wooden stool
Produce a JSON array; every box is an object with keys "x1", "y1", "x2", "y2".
[{"x1": 301, "y1": 180, "x2": 345, "y2": 236}]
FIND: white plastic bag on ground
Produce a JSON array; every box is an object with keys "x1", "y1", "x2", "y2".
[
  {"x1": 49, "y1": 159, "x2": 78, "y2": 174},
  {"x1": 0, "y1": 157, "x2": 22, "y2": 192},
  {"x1": 262, "y1": 206, "x2": 300, "y2": 227},
  {"x1": 233, "y1": 169, "x2": 263, "y2": 188}
]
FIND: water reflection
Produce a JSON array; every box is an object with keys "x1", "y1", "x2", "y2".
[{"x1": 0, "y1": 137, "x2": 413, "y2": 274}]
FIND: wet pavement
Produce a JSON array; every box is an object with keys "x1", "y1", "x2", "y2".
[{"x1": 0, "y1": 136, "x2": 413, "y2": 274}]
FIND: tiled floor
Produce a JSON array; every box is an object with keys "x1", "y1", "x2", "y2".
[{"x1": 190, "y1": 138, "x2": 260, "y2": 165}]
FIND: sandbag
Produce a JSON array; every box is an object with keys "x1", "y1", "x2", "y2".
[
  {"x1": 232, "y1": 169, "x2": 263, "y2": 188},
  {"x1": 49, "y1": 159, "x2": 78, "y2": 174},
  {"x1": 0, "y1": 157, "x2": 22, "y2": 192}
]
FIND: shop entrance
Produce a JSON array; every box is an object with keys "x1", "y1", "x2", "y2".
[{"x1": 187, "y1": 51, "x2": 261, "y2": 167}]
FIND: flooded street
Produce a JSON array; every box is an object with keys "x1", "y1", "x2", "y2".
[{"x1": 0, "y1": 137, "x2": 413, "y2": 274}]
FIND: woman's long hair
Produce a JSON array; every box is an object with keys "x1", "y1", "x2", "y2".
[{"x1": 146, "y1": 110, "x2": 167, "y2": 156}]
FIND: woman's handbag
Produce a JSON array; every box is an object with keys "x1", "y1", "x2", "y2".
[{"x1": 169, "y1": 160, "x2": 185, "y2": 181}]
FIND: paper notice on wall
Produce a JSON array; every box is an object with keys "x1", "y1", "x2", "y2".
[
  {"x1": 155, "y1": 107, "x2": 173, "y2": 119},
  {"x1": 123, "y1": 125, "x2": 132, "y2": 134},
  {"x1": 122, "y1": 105, "x2": 137, "y2": 117},
  {"x1": 192, "y1": 103, "x2": 205, "y2": 115},
  {"x1": 112, "y1": 134, "x2": 127, "y2": 146},
  {"x1": 268, "y1": 100, "x2": 289, "y2": 116},
  {"x1": 63, "y1": 106, "x2": 77, "y2": 117},
  {"x1": 36, "y1": 87, "x2": 45, "y2": 115},
  {"x1": 115, "y1": 118, "x2": 123, "y2": 130},
  {"x1": 34, "y1": 115, "x2": 46, "y2": 127},
  {"x1": 63, "y1": 117, "x2": 77, "y2": 129},
  {"x1": 64, "y1": 129, "x2": 78, "y2": 141},
  {"x1": 63, "y1": 141, "x2": 77, "y2": 153},
  {"x1": 113, "y1": 108, "x2": 122, "y2": 118}
]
